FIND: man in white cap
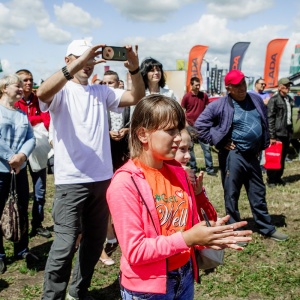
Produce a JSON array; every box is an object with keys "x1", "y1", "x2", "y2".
[
  {"x1": 195, "y1": 70, "x2": 288, "y2": 245},
  {"x1": 37, "y1": 39, "x2": 144, "y2": 300}
]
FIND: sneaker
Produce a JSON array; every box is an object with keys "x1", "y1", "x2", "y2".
[
  {"x1": 191, "y1": 167, "x2": 200, "y2": 173},
  {"x1": 207, "y1": 171, "x2": 217, "y2": 177},
  {"x1": 260, "y1": 166, "x2": 267, "y2": 174},
  {"x1": 0, "y1": 258, "x2": 6, "y2": 274},
  {"x1": 22, "y1": 252, "x2": 39, "y2": 269},
  {"x1": 275, "y1": 179, "x2": 286, "y2": 186},
  {"x1": 33, "y1": 226, "x2": 52, "y2": 238},
  {"x1": 269, "y1": 231, "x2": 288, "y2": 241},
  {"x1": 66, "y1": 293, "x2": 95, "y2": 300}
]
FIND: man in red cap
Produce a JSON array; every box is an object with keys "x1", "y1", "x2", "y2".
[{"x1": 194, "y1": 70, "x2": 288, "y2": 243}]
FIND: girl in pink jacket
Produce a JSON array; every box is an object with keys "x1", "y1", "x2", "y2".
[{"x1": 107, "y1": 94, "x2": 252, "y2": 300}]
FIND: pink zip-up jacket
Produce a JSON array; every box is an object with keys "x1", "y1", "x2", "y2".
[{"x1": 107, "y1": 159, "x2": 217, "y2": 294}]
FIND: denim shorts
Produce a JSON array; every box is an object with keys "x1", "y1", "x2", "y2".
[{"x1": 120, "y1": 259, "x2": 194, "y2": 300}]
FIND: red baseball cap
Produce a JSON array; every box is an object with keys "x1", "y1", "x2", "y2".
[{"x1": 225, "y1": 70, "x2": 245, "y2": 86}]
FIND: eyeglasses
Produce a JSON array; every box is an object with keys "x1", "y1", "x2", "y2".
[{"x1": 259, "y1": 83, "x2": 266, "y2": 86}]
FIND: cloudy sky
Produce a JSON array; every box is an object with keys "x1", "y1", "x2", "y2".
[{"x1": 1, "y1": 0, "x2": 299, "y2": 88}]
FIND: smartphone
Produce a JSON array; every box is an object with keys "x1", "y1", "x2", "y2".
[
  {"x1": 200, "y1": 208, "x2": 211, "y2": 227},
  {"x1": 102, "y1": 46, "x2": 127, "y2": 61}
]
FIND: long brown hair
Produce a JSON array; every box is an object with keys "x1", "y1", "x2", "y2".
[{"x1": 129, "y1": 94, "x2": 185, "y2": 158}]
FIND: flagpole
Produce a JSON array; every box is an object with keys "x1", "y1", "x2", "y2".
[{"x1": 203, "y1": 58, "x2": 209, "y2": 94}]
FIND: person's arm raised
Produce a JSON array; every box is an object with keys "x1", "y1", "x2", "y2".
[
  {"x1": 37, "y1": 44, "x2": 106, "y2": 104},
  {"x1": 119, "y1": 45, "x2": 145, "y2": 107}
]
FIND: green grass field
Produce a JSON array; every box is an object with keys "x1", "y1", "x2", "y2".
[{"x1": 0, "y1": 145, "x2": 299, "y2": 299}]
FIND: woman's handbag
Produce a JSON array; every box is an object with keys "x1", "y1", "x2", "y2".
[
  {"x1": 0, "y1": 172, "x2": 25, "y2": 242},
  {"x1": 195, "y1": 247, "x2": 224, "y2": 270},
  {"x1": 195, "y1": 208, "x2": 224, "y2": 270}
]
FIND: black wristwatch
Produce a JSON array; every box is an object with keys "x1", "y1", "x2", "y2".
[
  {"x1": 129, "y1": 67, "x2": 140, "y2": 75},
  {"x1": 62, "y1": 66, "x2": 74, "y2": 80}
]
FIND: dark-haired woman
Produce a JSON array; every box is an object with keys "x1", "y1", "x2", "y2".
[{"x1": 140, "y1": 57, "x2": 177, "y2": 100}]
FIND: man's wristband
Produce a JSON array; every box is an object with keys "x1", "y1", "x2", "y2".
[
  {"x1": 129, "y1": 67, "x2": 140, "y2": 75},
  {"x1": 62, "y1": 66, "x2": 74, "y2": 80}
]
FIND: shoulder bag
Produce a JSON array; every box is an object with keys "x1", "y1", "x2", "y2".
[{"x1": 0, "y1": 172, "x2": 25, "y2": 242}]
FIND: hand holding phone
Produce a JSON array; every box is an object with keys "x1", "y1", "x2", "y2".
[{"x1": 102, "y1": 46, "x2": 127, "y2": 61}]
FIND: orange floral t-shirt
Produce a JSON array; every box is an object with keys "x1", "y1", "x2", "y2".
[{"x1": 134, "y1": 160, "x2": 191, "y2": 271}]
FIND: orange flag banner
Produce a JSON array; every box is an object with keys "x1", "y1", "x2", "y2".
[
  {"x1": 264, "y1": 38, "x2": 289, "y2": 88},
  {"x1": 186, "y1": 45, "x2": 208, "y2": 92}
]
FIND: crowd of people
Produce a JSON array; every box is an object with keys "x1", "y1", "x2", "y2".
[{"x1": 0, "y1": 40, "x2": 294, "y2": 300}]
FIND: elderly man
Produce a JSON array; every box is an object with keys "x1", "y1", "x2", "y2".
[
  {"x1": 267, "y1": 78, "x2": 294, "y2": 187},
  {"x1": 37, "y1": 40, "x2": 144, "y2": 300},
  {"x1": 194, "y1": 70, "x2": 288, "y2": 244}
]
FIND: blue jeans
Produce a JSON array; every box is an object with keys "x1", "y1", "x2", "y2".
[
  {"x1": 42, "y1": 180, "x2": 110, "y2": 300},
  {"x1": 199, "y1": 141, "x2": 214, "y2": 173},
  {"x1": 189, "y1": 140, "x2": 214, "y2": 173},
  {"x1": 0, "y1": 168, "x2": 29, "y2": 258},
  {"x1": 120, "y1": 260, "x2": 194, "y2": 300},
  {"x1": 189, "y1": 143, "x2": 198, "y2": 171},
  {"x1": 28, "y1": 164, "x2": 47, "y2": 228}
]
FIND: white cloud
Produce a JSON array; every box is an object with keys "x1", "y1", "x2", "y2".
[
  {"x1": 124, "y1": 15, "x2": 232, "y2": 65},
  {"x1": 205, "y1": 0, "x2": 274, "y2": 19},
  {"x1": 0, "y1": 0, "x2": 71, "y2": 45},
  {"x1": 104, "y1": 0, "x2": 199, "y2": 22},
  {"x1": 121, "y1": 13, "x2": 291, "y2": 79},
  {"x1": 294, "y1": 12, "x2": 300, "y2": 31},
  {"x1": 54, "y1": 2, "x2": 102, "y2": 31},
  {"x1": 1, "y1": 0, "x2": 296, "y2": 84},
  {"x1": 0, "y1": 59, "x2": 13, "y2": 75},
  {"x1": 37, "y1": 23, "x2": 72, "y2": 44}
]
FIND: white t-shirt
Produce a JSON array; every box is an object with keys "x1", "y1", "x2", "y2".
[
  {"x1": 39, "y1": 81, "x2": 124, "y2": 184},
  {"x1": 145, "y1": 87, "x2": 177, "y2": 100}
]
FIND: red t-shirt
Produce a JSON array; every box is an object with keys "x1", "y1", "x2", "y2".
[{"x1": 181, "y1": 91, "x2": 209, "y2": 126}]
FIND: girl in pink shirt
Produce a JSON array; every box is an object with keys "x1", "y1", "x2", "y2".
[{"x1": 107, "y1": 94, "x2": 252, "y2": 300}]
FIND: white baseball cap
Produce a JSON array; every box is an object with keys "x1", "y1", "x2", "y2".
[{"x1": 66, "y1": 39, "x2": 93, "y2": 56}]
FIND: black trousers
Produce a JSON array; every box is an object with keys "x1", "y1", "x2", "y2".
[{"x1": 219, "y1": 149, "x2": 275, "y2": 236}]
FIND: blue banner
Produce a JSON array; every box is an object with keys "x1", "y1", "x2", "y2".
[{"x1": 229, "y1": 42, "x2": 250, "y2": 71}]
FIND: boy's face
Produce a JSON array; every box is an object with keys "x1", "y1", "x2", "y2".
[
  {"x1": 18, "y1": 73, "x2": 33, "y2": 95},
  {"x1": 175, "y1": 131, "x2": 192, "y2": 166}
]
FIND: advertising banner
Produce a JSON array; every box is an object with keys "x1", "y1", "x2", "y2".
[
  {"x1": 186, "y1": 45, "x2": 208, "y2": 92},
  {"x1": 229, "y1": 42, "x2": 250, "y2": 71},
  {"x1": 264, "y1": 38, "x2": 289, "y2": 88}
]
